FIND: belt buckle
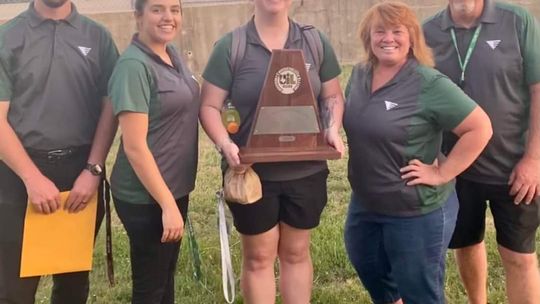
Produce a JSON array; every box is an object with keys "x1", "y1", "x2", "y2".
[{"x1": 47, "y1": 149, "x2": 71, "y2": 161}]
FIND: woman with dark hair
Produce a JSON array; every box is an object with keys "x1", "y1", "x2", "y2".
[
  {"x1": 200, "y1": 0, "x2": 345, "y2": 303},
  {"x1": 343, "y1": 2, "x2": 492, "y2": 303},
  {"x1": 108, "y1": 0, "x2": 199, "y2": 302}
]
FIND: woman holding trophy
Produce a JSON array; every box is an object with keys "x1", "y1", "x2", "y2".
[{"x1": 200, "y1": 0, "x2": 345, "y2": 303}]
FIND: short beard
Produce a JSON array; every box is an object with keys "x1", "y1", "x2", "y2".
[
  {"x1": 41, "y1": 0, "x2": 69, "y2": 9},
  {"x1": 451, "y1": 1, "x2": 476, "y2": 15}
]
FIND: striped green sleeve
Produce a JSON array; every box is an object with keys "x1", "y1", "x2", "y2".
[
  {"x1": 421, "y1": 73, "x2": 477, "y2": 131},
  {"x1": 98, "y1": 29, "x2": 119, "y2": 98},
  {"x1": 319, "y1": 31, "x2": 341, "y2": 82},
  {"x1": 517, "y1": 8, "x2": 540, "y2": 84},
  {"x1": 0, "y1": 50, "x2": 11, "y2": 101},
  {"x1": 202, "y1": 33, "x2": 233, "y2": 91},
  {"x1": 108, "y1": 58, "x2": 153, "y2": 115},
  {"x1": 0, "y1": 21, "x2": 16, "y2": 101},
  {"x1": 0, "y1": 29, "x2": 12, "y2": 101}
]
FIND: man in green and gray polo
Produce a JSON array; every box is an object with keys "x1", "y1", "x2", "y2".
[
  {"x1": 424, "y1": 0, "x2": 540, "y2": 302},
  {"x1": 0, "y1": 0, "x2": 118, "y2": 303}
]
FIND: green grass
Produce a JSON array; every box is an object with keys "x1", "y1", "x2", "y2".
[{"x1": 33, "y1": 67, "x2": 539, "y2": 303}]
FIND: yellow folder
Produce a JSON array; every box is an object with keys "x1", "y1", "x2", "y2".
[{"x1": 20, "y1": 191, "x2": 97, "y2": 277}]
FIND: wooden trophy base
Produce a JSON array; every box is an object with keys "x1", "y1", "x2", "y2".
[{"x1": 239, "y1": 146, "x2": 340, "y2": 163}]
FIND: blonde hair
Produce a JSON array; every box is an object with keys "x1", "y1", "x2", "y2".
[{"x1": 358, "y1": 1, "x2": 434, "y2": 67}]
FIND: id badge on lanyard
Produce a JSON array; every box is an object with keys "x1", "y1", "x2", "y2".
[{"x1": 450, "y1": 24, "x2": 482, "y2": 89}]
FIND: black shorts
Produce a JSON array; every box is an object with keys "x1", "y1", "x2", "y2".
[
  {"x1": 227, "y1": 169, "x2": 329, "y2": 235},
  {"x1": 449, "y1": 177, "x2": 540, "y2": 253}
]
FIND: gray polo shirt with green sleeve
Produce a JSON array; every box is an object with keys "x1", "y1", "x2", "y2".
[
  {"x1": 0, "y1": 3, "x2": 118, "y2": 150},
  {"x1": 202, "y1": 19, "x2": 341, "y2": 181},
  {"x1": 423, "y1": 0, "x2": 540, "y2": 185},
  {"x1": 344, "y1": 59, "x2": 477, "y2": 216},
  {"x1": 109, "y1": 36, "x2": 200, "y2": 204}
]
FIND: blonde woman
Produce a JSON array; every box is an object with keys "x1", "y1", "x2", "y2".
[
  {"x1": 200, "y1": 0, "x2": 344, "y2": 303},
  {"x1": 343, "y1": 2, "x2": 492, "y2": 303}
]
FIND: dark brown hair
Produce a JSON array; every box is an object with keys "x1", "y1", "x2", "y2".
[{"x1": 134, "y1": 0, "x2": 182, "y2": 14}]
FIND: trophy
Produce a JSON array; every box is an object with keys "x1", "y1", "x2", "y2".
[{"x1": 239, "y1": 49, "x2": 340, "y2": 163}]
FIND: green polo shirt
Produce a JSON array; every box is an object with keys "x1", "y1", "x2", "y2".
[
  {"x1": 344, "y1": 59, "x2": 477, "y2": 216},
  {"x1": 0, "y1": 3, "x2": 118, "y2": 149},
  {"x1": 423, "y1": 0, "x2": 540, "y2": 185},
  {"x1": 108, "y1": 36, "x2": 200, "y2": 204},
  {"x1": 203, "y1": 19, "x2": 341, "y2": 181}
]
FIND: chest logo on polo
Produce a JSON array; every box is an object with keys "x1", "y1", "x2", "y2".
[
  {"x1": 384, "y1": 100, "x2": 398, "y2": 111},
  {"x1": 77, "y1": 46, "x2": 92, "y2": 57},
  {"x1": 486, "y1": 40, "x2": 501, "y2": 50},
  {"x1": 274, "y1": 67, "x2": 301, "y2": 95}
]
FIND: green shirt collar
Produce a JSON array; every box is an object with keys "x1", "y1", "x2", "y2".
[
  {"x1": 364, "y1": 58, "x2": 419, "y2": 93},
  {"x1": 131, "y1": 34, "x2": 181, "y2": 71},
  {"x1": 27, "y1": 1, "x2": 82, "y2": 29},
  {"x1": 440, "y1": 0, "x2": 498, "y2": 30},
  {"x1": 246, "y1": 17, "x2": 303, "y2": 49}
]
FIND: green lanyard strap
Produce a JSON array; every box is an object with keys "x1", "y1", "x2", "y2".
[
  {"x1": 450, "y1": 24, "x2": 482, "y2": 84},
  {"x1": 186, "y1": 215, "x2": 203, "y2": 282}
]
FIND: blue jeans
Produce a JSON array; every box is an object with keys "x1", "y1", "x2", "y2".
[{"x1": 344, "y1": 192, "x2": 459, "y2": 304}]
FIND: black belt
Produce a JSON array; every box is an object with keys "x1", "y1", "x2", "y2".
[
  {"x1": 24, "y1": 145, "x2": 115, "y2": 285},
  {"x1": 26, "y1": 146, "x2": 91, "y2": 162}
]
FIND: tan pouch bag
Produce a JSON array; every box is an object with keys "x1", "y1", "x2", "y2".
[{"x1": 223, "y1": 167, "x2": 262, "y2": 204}]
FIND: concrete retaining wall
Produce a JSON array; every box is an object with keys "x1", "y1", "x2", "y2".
[{"x1": 2, "y1": 0, "x2": 539, "y2": 75}]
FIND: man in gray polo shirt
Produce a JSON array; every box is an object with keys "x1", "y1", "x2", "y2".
[
  {"x1": 0, "y1": 0, "x2": 118, "y2": 303},
  {"x1": 424, "y1": 0, "x2": 540, "y2": 303}
]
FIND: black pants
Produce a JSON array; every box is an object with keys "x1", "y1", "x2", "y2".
[
  {"x1": 114, "y1": 196, "x2": 188, "y2": 304},
  {"x1": 0, "y1": 152, "x2": 104, "y2": 304}
]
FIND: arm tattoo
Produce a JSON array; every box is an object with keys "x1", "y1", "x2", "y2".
[{"x1": 321, "y1": 95, "x2": 337, "y2": 130}]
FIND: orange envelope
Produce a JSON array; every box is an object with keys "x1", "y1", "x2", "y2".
[{"x1": 20, "y1": 191, "x2": 97, "y2": 277}]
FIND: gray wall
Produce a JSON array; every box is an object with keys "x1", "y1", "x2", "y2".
[{"x1": 2, "y1": 0, "x2": 539, "y2": 75}]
